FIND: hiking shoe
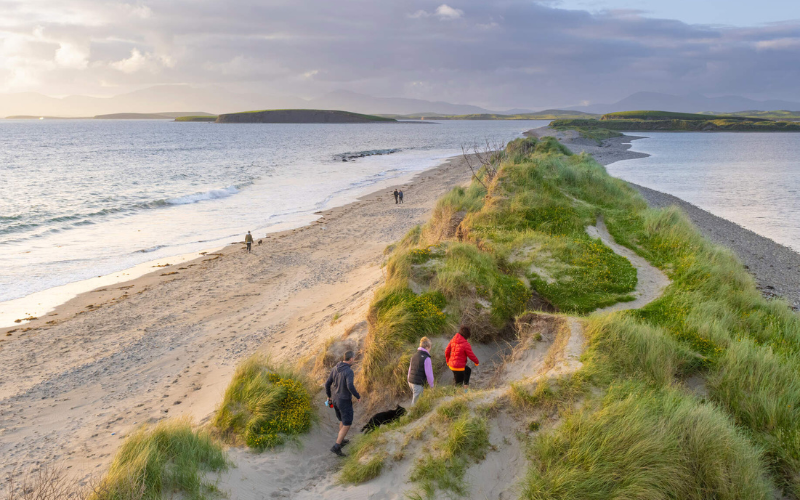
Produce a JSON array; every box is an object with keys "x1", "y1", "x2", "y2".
[
  {"x1": 340, "y1": 439, "x2": 350, "y2": 447},
  {"x1": 330, "y1": 444, "x2": 346, "y2": 457}
]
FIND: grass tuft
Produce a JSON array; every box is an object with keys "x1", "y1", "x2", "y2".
[
  {"x1": 213, "y1": 355, "x2": 314, "y2": 450},
  {"x1": 92, "y1": 418, "x2": 228, "y2": 500}
]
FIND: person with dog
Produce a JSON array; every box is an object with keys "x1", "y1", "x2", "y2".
[
  {"x1": 407, "y1": 337, "x2": 434, "y2": 405},
  {"x1": 325, "y1": 350, "x2": 361, "y2": 457},
  {"x1": 244, "y1": 231, "x2": 253, "y2": 253},
  {"x1": 445, "y1": 326, "x2": 479, "y2": 389}
]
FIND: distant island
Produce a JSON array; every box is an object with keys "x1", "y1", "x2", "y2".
[
  {"x1": 378, "y1": 109, "x2": 596, "y2": 120},
  {"x1": 551, "y1": 110, "x2": 800, "y2": 135},
  {"x1": 214, "y1": 109, "x2": 396, "y2": 124}
]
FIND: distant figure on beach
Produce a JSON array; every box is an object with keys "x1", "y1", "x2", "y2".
[
  {"x1": 244, "y1": 231, "x2": 253, "y2": 253},
  {"x1": 407, "y1": 337, "x2": 434, "y2": 405},
  {"x1": 325, "y1": 350, "x2": 361, "y2": 457},
  {"x1": 393, "y1": 189, "x2": 399, "y2": 204},
  {"x1": 399, "y1": 190, "x2": 404, "y2": 204},
  {"x1": 445, "y1": 326, "x2": 479, "y2": 389}
]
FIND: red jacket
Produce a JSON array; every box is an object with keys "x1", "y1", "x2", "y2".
[{"x1": 445, "y1": 333, "x2": 479, "y2": 371}]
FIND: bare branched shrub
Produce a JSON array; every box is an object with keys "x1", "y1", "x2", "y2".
[
  {"x1": 4, "y1": 466, "x2": 91, "y2": 500},
  {"x1": 460, "y1": 138, "x2": 507, "y2": 188}
]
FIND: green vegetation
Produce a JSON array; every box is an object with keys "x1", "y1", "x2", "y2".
[
  {"x1": 523, "y1": 383, "x2": 773, "y2": 499},
  {"x1": 361, "y1": 135, "x2": 640, "y2": 396},
  {"x1": 213, "y1": 356, "x2": 314, "y2": 450},
  {"x1": 707, "y1": 110, "x2": 800, "y2": 121},
  {"x1": 600, "y1": 110, "x2": 751, "y2": 121},
  {"x1": 493, "y1": 134, "x2": 800, "y2": 496},
  {"x1": 216, "y1": 109, "x2": 396, "y2": 123},
  {"x1": 175, "y1": 115, "x2": 217, "y2": 122},
  {"x1": 409, "y1": 414, "x2": 490, "y2": 498},
  {"x1": 353, "y1": 133, "x2": 800, "y2": 497},
  {"x1": 92, "y1": 419, "x2": 228, "y2": 500},
  {"x1": 380, "y1": 110, "x2": 598, "y2": 120},
  {"x1": 553, "y1": 113, "x2": 800, "y2": 132}
]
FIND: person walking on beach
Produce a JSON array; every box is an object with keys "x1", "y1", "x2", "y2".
[
  {"x1": 325, "y1": 350, "x2": 361, "y2": 457},
  {"x1": 393, "y1": 189, "x2": 399, "y2": 204},
  {"x1": 407, "y1": 337, "x2": 434, "y2": 405},
  {"x1": 398, "y1": 190, "x2": 404, "y2": 204},
  {"x1": 445, "y1": 326, "x2": 479, "y2": 389},
  {"x1": 244, "y1": 231, "x2": 253, "y2": 253}
]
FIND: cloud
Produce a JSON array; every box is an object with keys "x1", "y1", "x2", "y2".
[
  {"x1": 110, "y1": 48, "x2": 172, "y2": 73},
  {"x1": 434, "y1": 5, "x2": 464, "y2": 20},
  {"x1": 111, "y1": 48, "x2": 148, "y2": 73},
  {"x1": 54, "y1": 42, "x2": 88, "y2": 68},
  {"x1": 1, "y1": 0, "x2": 800, "y2": 108},
  {"x1": 410, "y1": 4, "x2": 464, "y2": 20}
]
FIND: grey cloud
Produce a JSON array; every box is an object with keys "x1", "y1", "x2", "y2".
[{"x1": 1, "y1": 0, "x2": 799, "y2": 108}]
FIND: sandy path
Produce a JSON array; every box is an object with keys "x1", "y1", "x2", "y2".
[
  {"x1": 587, "y1": 216, "x2": 670, "y2": 314},
  {"x1": 0, "y1": 156, "x2": 474, "y2": 483}
]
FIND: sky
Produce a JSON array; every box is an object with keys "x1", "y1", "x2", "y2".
[{"x1": 1, "y1": 0, "x2": 799, "y2": 109}]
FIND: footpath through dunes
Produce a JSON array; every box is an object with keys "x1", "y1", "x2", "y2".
[
  {"x1": 225, "y1": 138, "x2": 673, "y2": 500},
  {"x1": 0, "y1": 155, "x2": 473, "y2": 484},
  {"x1": 207, "y1": 135, "x2": 800, "y2": 500}
]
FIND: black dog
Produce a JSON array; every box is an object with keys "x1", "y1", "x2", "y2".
[
  {"x1": 361, "y1": 405, "x2": 406, "y2": 433},
  {"x1": 257, "y1": 239, "x2": 263, "y2": 246}
]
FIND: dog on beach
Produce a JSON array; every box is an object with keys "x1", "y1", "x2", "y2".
[
  {"x1": 361, "y1": 405, "x2": 406, "y2": 433},
  {"x1": 257, "y1": 239, "x2": 263, "y2": 246}
]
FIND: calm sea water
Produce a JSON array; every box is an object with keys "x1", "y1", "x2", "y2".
[
  {"x1": 607, "y1": 132, "x2": 800, "y2": 252},
  {"x1": 0, "y1": 119, "x2": 547, "y2": 304}
]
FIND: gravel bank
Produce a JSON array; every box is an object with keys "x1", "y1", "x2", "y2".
[{"x1": 526, "y1": 125, "x2": 800, "y2": 310}]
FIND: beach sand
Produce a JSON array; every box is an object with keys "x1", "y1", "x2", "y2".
[{"x1": 0, "y1": 155, "x2": 474, "y2": 484}]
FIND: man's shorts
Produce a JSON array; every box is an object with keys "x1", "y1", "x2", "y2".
[{"x1": 333, "y1": 398, "x2": 354, "y2": 426}]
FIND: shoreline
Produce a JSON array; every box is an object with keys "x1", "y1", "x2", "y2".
[
  {"x1": 526, "y1": 125, "x2": 800, "y2": 309},
  {"x1": 0, "y1": 152, "x2": 458, "y2": 331},
  {"x1": 0, "y1": 151, "x2": 475, "y2": 482}
]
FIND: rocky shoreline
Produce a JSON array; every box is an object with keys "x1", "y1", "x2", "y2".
[{"x1": 526, "y1": 125, "x2": 800, "y2": 310}]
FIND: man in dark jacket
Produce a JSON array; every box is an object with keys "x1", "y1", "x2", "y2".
[{"x1": 325, "y1": 350, "x2": 361, "y2": 456}]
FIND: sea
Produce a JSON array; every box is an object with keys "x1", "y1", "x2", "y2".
[
  {"x1": 606, "y1": 132, "x2": 800, "y2": 253},
  {"x1": 0, "y1": 119, "x2": 548, "y2": 324}
]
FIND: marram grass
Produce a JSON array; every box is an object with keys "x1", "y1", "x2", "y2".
[
  {"x1": 213, "y1": 355, "x2": 314, "y2": 450},
  {"x1": 91, "y1": 418, "x2": 228, "y2": 500}
]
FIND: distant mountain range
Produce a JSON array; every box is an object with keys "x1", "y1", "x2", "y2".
[
  {"x1": 3, "y1": 86, "x2": 799, "y2": 118},
  {"x1": 0, "y1": 86, "x2": 501, "y2": 118},
  {"x1": 568, "y1": 92, "x2": 800, "y2": 114}
]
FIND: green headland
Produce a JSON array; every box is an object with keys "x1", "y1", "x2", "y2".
[{"x1": 214, "y1": 109, "x2": 396, "y2": 123}]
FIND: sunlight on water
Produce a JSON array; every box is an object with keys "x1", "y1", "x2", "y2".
[{"x1": 0, "y1": 119, "x2": 548, "y2": 304}]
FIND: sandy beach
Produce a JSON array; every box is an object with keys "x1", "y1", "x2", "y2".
[{"x1": 0, "y1": 155, "x2": 474, "y2": 484}]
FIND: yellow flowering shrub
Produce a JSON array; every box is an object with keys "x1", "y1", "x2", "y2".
[{"x1": 214, "y1": 357, "x2": 314, "y2": 451}]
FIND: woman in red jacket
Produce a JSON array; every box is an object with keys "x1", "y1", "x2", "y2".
[{"x1": 445, "y1": 326, "x2": 479, "y2": 388}]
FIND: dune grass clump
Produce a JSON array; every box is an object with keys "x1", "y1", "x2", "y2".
[
  {"x1": 92, "y1": 418, "x2": 228, "y2": 500},
  {"x1": 338, "y1": 426, "x2": 390, "y2": 484},
  {"x1": 213, "y1": 356, "x2": 314, "y2": 450},
  {"x1": 409, "y1": 414, "x2": 490, "y2": 499},
  {"x1": 522, "y1": 384, "x2": 774, "y2": 500}
]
